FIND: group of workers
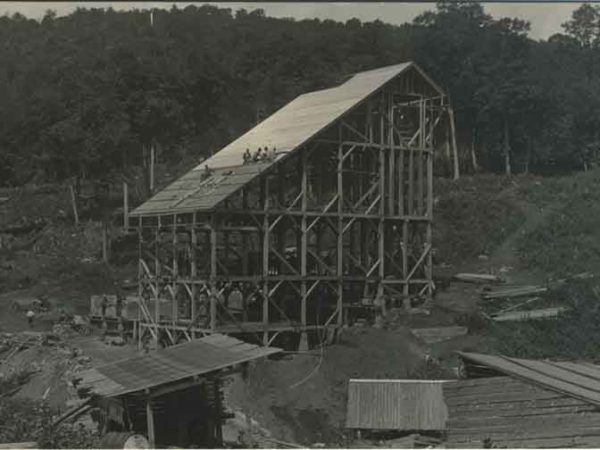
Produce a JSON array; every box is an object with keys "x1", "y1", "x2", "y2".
[{"x1": 242, "y1": 146, "x2": 277, "y2": 164}]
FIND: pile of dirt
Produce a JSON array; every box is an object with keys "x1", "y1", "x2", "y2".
[
  {"x1": 226, "y1": 327, "x2": 435, "y2": 447},
  {"x1": 0, "y1": 331, "x2": 92, "y2": 411}
]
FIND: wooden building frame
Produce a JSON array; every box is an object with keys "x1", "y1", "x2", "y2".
[{"x1": 129, "y1": 62, "x2": 446, "y2": 349}]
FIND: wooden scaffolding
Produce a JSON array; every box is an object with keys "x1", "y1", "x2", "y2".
[{"x1": 129, "y1": 62, "x2": 445, "y2": 349}]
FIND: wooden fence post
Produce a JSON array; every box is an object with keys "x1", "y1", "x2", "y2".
[
  {"x1": 69, "y1": 185, "x2": 79, "y2": 226},
  {"x1": 123, "y1": 182, "x2": 129, "y2": 229}
]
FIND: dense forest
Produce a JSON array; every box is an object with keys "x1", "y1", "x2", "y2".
[{"x1": 1, "y1": 1, "x2": 599, "y2": 189}]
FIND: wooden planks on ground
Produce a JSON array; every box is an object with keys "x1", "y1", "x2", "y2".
[
  {"x1": 483, "y1": 286, "x2": 547, "y2": 300},
  {"x1": 410, "y1": 326, "x2": 467, "y2": 344},
  {"x1": 492, "y1": 306, "x2": 567, "y2": 322},
  {"x1": 453, "y1": 273, "x2": 501, "y2": 284}
]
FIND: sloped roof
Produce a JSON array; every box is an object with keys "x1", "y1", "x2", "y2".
[
  {"x1": 131, "y1": 62, "x2": 442, "y2": 217},
  {"x1": 459, "y1": 351, "x2": 600, "y2": 406},
  {"x1": 444, "y1": 375, "x2": 600, "y2": 448},
  {"x1": 74, "y1": 334, "x2": 281, "y2": 398},
  {"x1": 346, "y1": 379, "x2": 449, "y2": 430}
]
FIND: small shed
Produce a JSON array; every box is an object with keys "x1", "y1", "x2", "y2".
[
  {"x1": 73, "y1": 334, "x2": 281, "y2": 448},
  {"x1": 346, "y1": 379, "x2": 449, "y2": 433},
  {"x1": 445, "y1": 352, "x2": 600, "y2": 448}
]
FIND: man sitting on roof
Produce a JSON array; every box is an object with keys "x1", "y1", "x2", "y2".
[
  {"x1": 253, "y1": 147, "x2": 262, "y2": 162},
  {"x1": 201, "y1": 164, "x2": 212, "y2": 181},
  {"x1": 242, "y1": 148, "x2": 252, "y2": 164},
  {"x1": 260, "y1": 146, "x2": 270, "y2": 161},
  {"x1": 270, "y1": 146, "x2": 277, "y2": 161}
]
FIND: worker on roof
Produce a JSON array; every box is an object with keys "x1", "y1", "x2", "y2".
[
  {"x1": 260, "y1": 146, "x2": 269, "y2": 161},
  {"x1": 270, "y1": 146, "x2": 277, "y2": 161},
  {"x1": 243, "y1": 148, "x2": 252, "y2": 164},
  {"x1": 253, "y1": 147, "x2": 262, "y2": 162},
  {"x1": 26, "y1": 309, "x2": 35, "y2": 328}
]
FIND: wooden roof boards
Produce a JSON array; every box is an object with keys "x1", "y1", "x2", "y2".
[
  {"x1": 131, "y1": 62, "x2": 442, "y2": 217},
  {"x1": 345, "y1": 379, "x2": 449, "y2": 431},
  {"x1": 459, "y1": 352, "x2": 600, "y2": 407},
  {"x1": 444, "y1": 376, "x2": 600, "y2": 448},
  {"x1": 74, "y1": 334, "x2": 281, "y2": 398}
]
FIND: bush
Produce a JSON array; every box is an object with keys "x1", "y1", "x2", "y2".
[{"x1": 0, "y1": 398, "x2": 100, "y2": 448}]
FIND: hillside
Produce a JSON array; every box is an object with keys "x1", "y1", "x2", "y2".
[{"x1": 4, "y1": 170, "x2": 600, "y2": 445}]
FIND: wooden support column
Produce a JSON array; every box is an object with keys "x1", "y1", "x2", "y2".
[
  {"x1": 417, "y1": 99, "x2": 425, "y2": 216},
  {"x1": 448, "y1": 100, "x2": 460, "y2": 180},
  {"x1": 388, "y1": 92, "x2": 395, "y2": 216},
  {"x1": 378, "y1": 95, "x2": 386, "y2": 315},
  {"x1": 137, "y1": 217, "x2": 144, "y2": 349},
  {"x1": 123, "y1": 182, "x2": 129, "y2": 229},
  {"x1": 299, "y1": 150, "x2": 308, "y2": 350},
  {"x1": 69, "y1": 185, "x2": 79, "y2": 226},
  {"x1": 337, "y1": 128, "x2": 344, "y2": 328},
  {"x1": 146, "y1": 394, "x2": 156, "y2": 448},
  {"x1": 209, "y1": 217, "x2": 218, "y2": 332},
  {"x1": 154, "y1": 218, "x2": 160, "y2": 345},
  {"x1": 426, "y1": 150, "x2": 434, "y2": 296},
  {"x1": 262, "y1": 176, "x2": 270, "y2": 346},
  {"x1": 172, "y1": 215, "x2": 178, "y2": 329},
  {"x1": 191, "y1": 214, "x2": 197, "y2": 331}
]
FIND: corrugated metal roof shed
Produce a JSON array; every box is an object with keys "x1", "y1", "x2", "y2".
[
  {"x1": 346, "y1": 379, "x2": 449, "y2": 430},
  {"x1": 459, "y1": 352, "x2": 600, "y2": 406},
  {"x1": 444, "y1": 375, "x2": 600, "y2": 448},
  {"x1": 131, "y1": 62, "x2": 442, "y2": 217},
  {"x1": 74, "y1": 334, "x2": 281, "y2": 398}
]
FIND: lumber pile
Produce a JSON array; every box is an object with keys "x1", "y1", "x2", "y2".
[
  {"x1": 482, "y1": 286, "x2": 547, "y2": 300},
  {"x1": 493, "y1": 307, "x2": 566, "y2": 322},
  {"x1": 453, "y1": 273, "x2": 501, "y2": 284},
  {"x1": 411, "y1": 326, "x2": 468, "y2": 344},
  {"x1": 386, "y1": 434, "x2": 443, "y2": 448}
]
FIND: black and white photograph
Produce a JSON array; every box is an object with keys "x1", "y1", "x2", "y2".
[{"x1": 0, "y1": 1, "x2": 599, "y2": 448}]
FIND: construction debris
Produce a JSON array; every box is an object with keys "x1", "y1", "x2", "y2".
[
  {"x1": 482, "y1": 285, "x2": 547, "y2": 300},
  {"x1": 453, "y1": 273, "x2": 501, "y2": 284},
  {"x1": 492, "y1": 306, "x2": 567, "y2": 322},
  {"x1": 410, "y1": 326, "x2": 468, "y2": 344},
  {"x1": 385, "y1": 434, "x2": 443, "y2": 449}
]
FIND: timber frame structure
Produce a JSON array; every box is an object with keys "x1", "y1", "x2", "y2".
[{"x1": 129, "y1": 62, "x2": 446, "y2": 349}]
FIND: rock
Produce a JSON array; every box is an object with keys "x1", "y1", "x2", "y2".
[
  {"x1": 478, "y1": 254, "x2": 489, "y2": 261},
  {"x1": 108, "y1": 336, "x2": 125, "y2": 346}
]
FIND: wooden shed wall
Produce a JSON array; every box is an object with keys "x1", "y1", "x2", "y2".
[
  {"x1": 346, "y1": 380, "x2": 448, "y2": 431},
  {"x1": 444, "y1": 376, "x2": 600, "y2": 448}
]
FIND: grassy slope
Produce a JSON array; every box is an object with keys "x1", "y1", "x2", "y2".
[{"x1": 517, "y1": 169, "x2": 600, "y2": 278}]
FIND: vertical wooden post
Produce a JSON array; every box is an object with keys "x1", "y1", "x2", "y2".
[
  {"x1": 172, "y1": 215, "x2": 178, "y2": 329},
  {"x1": 417, "y1": 99, "x2": 425, "y2": 216},
  {"x1": 137, "y1": 217, "x2": 143, "y2": 349},
  {"x1": 154, "y1": 218, "x2": 160, "y2": 345},
  {"x1": 337, "y1": 126, "x2": 344, "y2": 328},
  {"x1": 503, "y1": 117, "x2": 512, "y2": 176},
  {"x1": 299, "y1": 150, "x2": 308, "y2": 350},
  {"x1": 191, "y1": 214, "x2": 197, "y2": 326},
  {"x1": 102, "y1": 222, "x2": 109, "y2": 263},
  {"x1": 378, "y1": 95, "x2": 386, "y2": 315},
  {"x1": 123, "y1": 182, "x2": 129, "y2": 229},
  {"x1": 146, "y1": 395, "x2": 156, "y2": 448},
  {"x1": 210, "y1": 217, "x2": 217, "y2": 332},
  {"x1": 69, "y1": 185, "x2": 79, "y2": 226},
  {"x1": 150, "y1": 144, "x2": 155, "y2": 194},
  {"x1": 471, "y1": 129, "x2": 479, "y2": 173},
  {"x1": 448, "y1": 102, "x2": 460, "y2": 181},
  {"x1": 262, "y1": 176, "x2": 270, "y2": 346}
]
